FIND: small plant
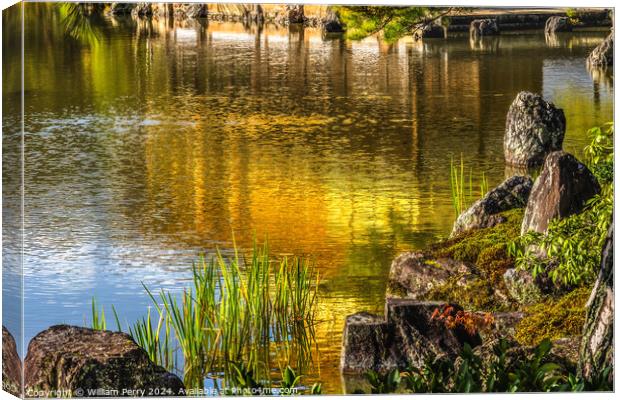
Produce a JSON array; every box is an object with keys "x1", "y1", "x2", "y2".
[
  {"x1": 565, "y1": 8, "x2": 580, "y2": 24},
  {"x1": 309, "y1": 382, "x2": 322, "y2": 395},
  {"x1": 228, "y1": 362, "x2": 263, "y2": 393},
  {"x1": 396, "y1": 339, "x2": 593, "y2": 393},
  {"x1": 128, "y1": 305, "x2": 176, "y2": 372},
  {"x1": 431, "y1": 305, "x2": 494, "y2": 335},
  {"x1": 280, "y1": 366, "x2": 302, "y2": 394},
  {"x1": 90, "y1": 297, "x2": 106, "y2": 331},
  {"x1": 365, "y1": 368, "x2": 401, "y2": 394},
  {"x1": 89, "y1": 297, "x2": 121, "y2": 331},
  {"x1": 450, "y1": 155, "x2": 488, "y2": 218},
  {"x1": 404, "y1": 356, "x2": 453, "y2": 393}
]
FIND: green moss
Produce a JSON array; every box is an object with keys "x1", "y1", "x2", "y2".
[
  {"x1": 514, "y1": 287, "x2": 591, "y2": 346},
  {"x1": 424, "y1": 278, "x2": 498, "y2": 311},
  {"x1": 431, "y1": 209, "x2": 522, "y2": 266},
  {"x1": 423, "y1": 209, "x2": 523, "y2": 310}
]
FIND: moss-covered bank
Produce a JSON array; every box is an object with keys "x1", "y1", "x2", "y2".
[{"x1": 421, "y1": 209, "x2": 523, "y2": 311}]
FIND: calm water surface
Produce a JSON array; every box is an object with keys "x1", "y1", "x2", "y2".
[{"x1": 2, "y1": 5, "x2": 613, "y2": 393}]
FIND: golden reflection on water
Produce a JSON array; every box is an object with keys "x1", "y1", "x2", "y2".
[{"x1": 4, "y1": 4, "x2": 613, "y2": 393}]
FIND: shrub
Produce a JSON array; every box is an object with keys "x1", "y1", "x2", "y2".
[
  {"x1": 367, "y1": 339, "x2": 612, "y2": 393},
  {"x1": 510, "y1": 123, "x2": 613, "y2": 287}
]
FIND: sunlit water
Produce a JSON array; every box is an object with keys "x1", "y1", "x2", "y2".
[{"x1": 2, "y1": 5, "x2": 613, "y2": 393}]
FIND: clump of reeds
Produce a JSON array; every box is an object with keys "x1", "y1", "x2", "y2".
[
  {"x1": 90, "y1": 241, "x2": 320, "y2": 389},
  {"x1": 450, "y1": 155, "x2": 489, "y2": 218},
  {"x1": 128, "y1": 304, "x2": 177, "y2": 373}
]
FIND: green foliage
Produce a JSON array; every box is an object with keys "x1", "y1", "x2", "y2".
[
  {"x1": 144, "y1": 241, "x2": 319, "y2": 388},
  {"x1": 226, "y1": 363, "x2": 321, "y2": 395},
  {"x1": 280, "y1": 366, "x2": 302, "y2": 393},
  {"x1": 128, "y1": 305, "x2": 176, "y2": 372},
  {"x1": 364, "y1": 368, "x2": 401, "y2": 394},
  {"x1": 58, "y1": 3, "x2": 103, "y2": 44},
  {"x1": 514, "y1": 287, "x2": 591, "y2": 346},
  {"x1": 450, "y1": 156, "x2": 488, "y2": 218},
  {"x1": 404, "y1": 356, "x2": 452, "y2": 393},
  {"x1": 510, "y1": 123, "x2": 613, "y2": 287},
  {"x1": 228, "y1": 362, "x2": 263, "y2": 392},
  {"x1": 310, "y1": 382, "x2": 322, "y2": 395},
  {"x1": 336, "y1": 6, "x2": 457, "y2": 42},
  {"x1": 565, "y1": 8, "x2": 580, "y2": 24},
  {"x1": 584, "y1": 122, "x2": 614, "y2": 184},
  {"x1": 88, "y1": 241, "x2": 319, "y2": 392},
  {"x1": 90, "y1": 297, "x2": 106, "y2": 331},
  {"x1": 372, "y1": 339, "x2": 612, "y2": 393}
]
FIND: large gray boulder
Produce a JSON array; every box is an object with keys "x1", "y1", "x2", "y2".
[
  {"x1": 579, "y1": 222, "x2": 613, "y2": 386},
  {"x1": 2, "y1": 326, "x2": 22, "y2": 397},
  {"x1": 24, "y1": 325, "x2": 184, "y2": 397},
  {"x1": 504, "y1": 92, "x2": 566, "y2": 167},
  {"x1": 544, "y1": 16, "x2": 573, "y2": 33},
  {"x1": 470, "y1": 19, "x2": 499, "y2": 37},
  {"x1": 341, "y1": 300, "x2": 481, "y2": 373},
  {"x1": 587, "y1": 33, "x2": 614, "y2": 68},
  {"x1": 388, "y1": 252, "x2": 478, "y2": 299},
  {"x1": 521, "y1": 151, "x2": 600, "y2": 235},
  {"x1": 451, "y1": 176, "x2": 532, "y2": 237}
]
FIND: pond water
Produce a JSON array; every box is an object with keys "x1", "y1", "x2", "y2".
[{"x1": 2, "y1": 4, "x2": 613, "y2": 394}]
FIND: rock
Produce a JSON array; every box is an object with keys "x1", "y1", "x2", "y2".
[
  {"x1": 469, "y1": 19, "x2": 500, "y2": 37},
  {"x1": 322, "y1": 9, "x2": 344, "y2": 33},
  {"x1": 579, "y1": 222, "x2": 613, "y2": 385},
  {"x1": 552, "y1": 337, "x2": 581, "y2": 370},
  {"x1": 503, "y1": 268, "x2": 542, "y2": 305},
  {"x1": 131, "y1": 3, "x2": 152, "y2": 17},
  {"x1": 108, "y1": 3, "x2": 135, "y2": 16},
  {"x1": 286, "y1": 5, "x2": 305, "y2": 24},
  {"x1": 385, "y1": 299, "x2": 482, "y2": 356},
  {"x1": 340, "y1": 312, "x2": 393, "y2": 373},
  {"x1": 504, "y1": 92, "x2": 566, "y2": 167},
  {"x1": 521, "y1": 151, "x2": 600, "y2": 235},
  {"x1": 24, "y1": 325, "x2": 184, "y2": 397},
  {"x1": 544, "y1": 16, "x2": 573, "y2": 33},
  {"x1": 388, "y1": 252, "x2": 478, "y2": 299},
  {"x1": 451, "y1": 176, "x2": 532, "y2": 237},
  {"x1": 478, "y1": 311, "x2": 526, "y2": 342},
  {"x1": 341, "y1": 300, "x2": 481, "y2": 373},
  {"x1": 413, "y1": 23, "x2": 446, "y2": 40},
  {"x1": 587, "y1": 33, "x2": 613, "y2": 68},
  {"x1": 175, "y1": 4, "x2": 208, "y2": 19},
  {"x1": 2, "y1": 326, "x2": 22, "y2": 397},
  {"x1": 473, "y1": 338, "x2": 522, "y2": 371}
]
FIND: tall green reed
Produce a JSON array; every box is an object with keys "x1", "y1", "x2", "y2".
[
  {"x1": 450, "y1": 156, "x2": 489, "y2": 218},
  {"x1": 88, "y1": 240, "x2": 319, "y2": 390},
  {"x1": 149, "y1": 241, "x2": 319, "y2": 388}
]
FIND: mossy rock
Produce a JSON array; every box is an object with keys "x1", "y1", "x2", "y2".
[
  {"x1": 24, "y1": 325, "x2": 185, "y2": 397},
  {"x1": 422, "y1": 209, "x2": 524, "y2": 311},
  {"x1": 514, "y1": 287, "x2": 591, "y2": 346}
]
